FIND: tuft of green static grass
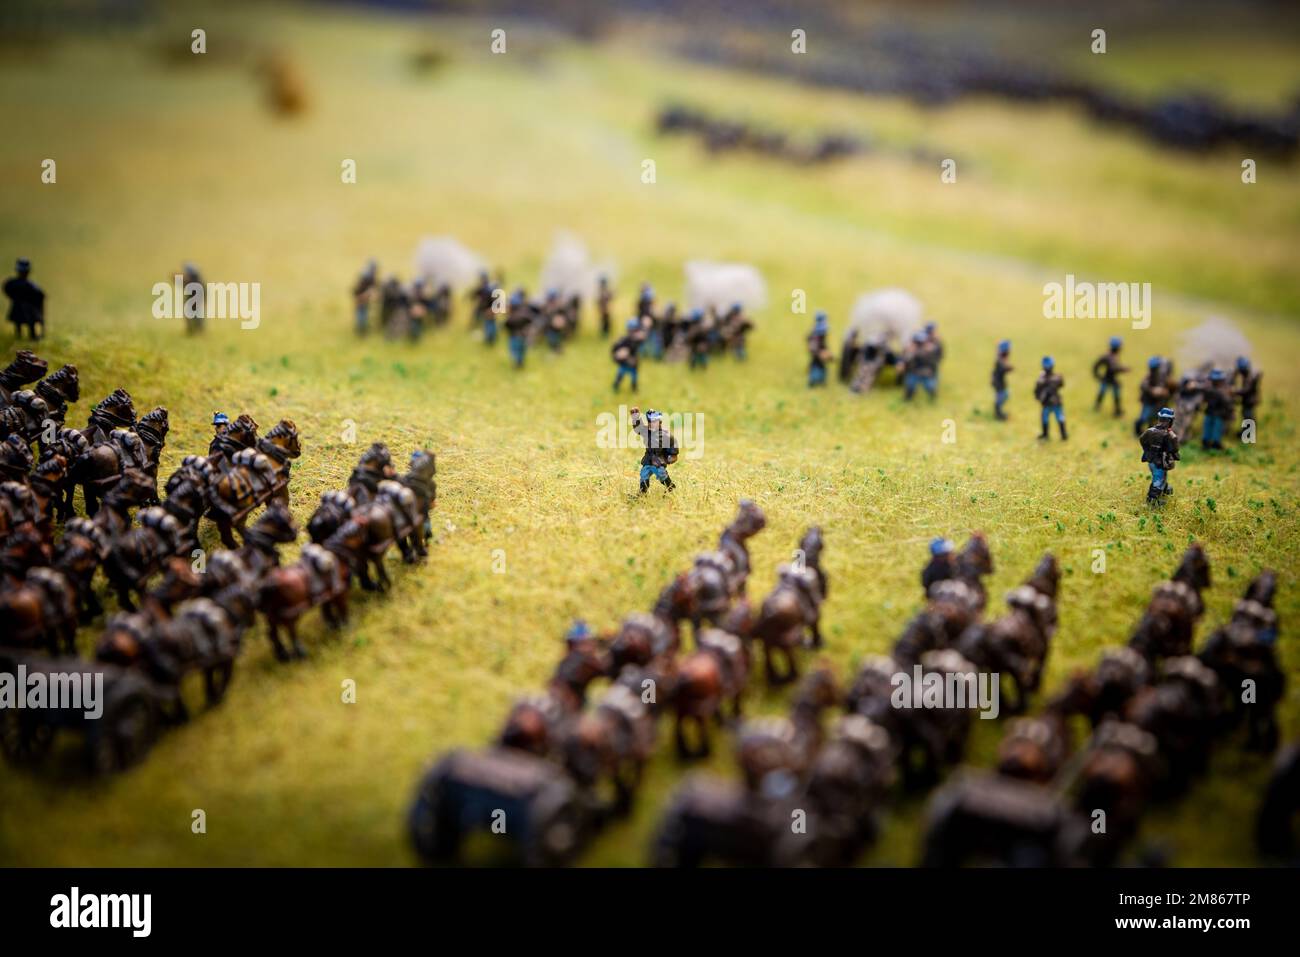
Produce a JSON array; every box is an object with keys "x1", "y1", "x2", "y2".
[{"x1": 0, "y1": 1, "x2": 1297, "y2": 866}]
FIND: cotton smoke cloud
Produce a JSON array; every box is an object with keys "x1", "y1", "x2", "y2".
[
  {"x1": 684, "y1": 261, "x2": 767, "y2": 314},
  {"x1": 844, "y1": 288, "x2": 924, "y2": 343},
  {"x1": 1177, "y1": 316, "x2": 1253, "y2": 371},
  {"x1": 539, "y1": 232, "x2": 615, "y2": 301},
  {"x1": 412, "y1": 236, "x2": 486, "y2": 289}
]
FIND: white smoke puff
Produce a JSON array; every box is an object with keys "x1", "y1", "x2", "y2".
[
  {"x1": 684, "y1": 261, "x2": 767, "y2": 315},
  {"x1": 1177, "y1": 316, "x2": 1252, "y2": 372},
  {"x1": 844, "y1": 288, "x2": 924, "y2": 345},
  {"x1": 539, "y1": 231, "x2": 616, "y2": 301},
  {"x1": 412, "y1": 236, "x2": 486, "y2": 290}
]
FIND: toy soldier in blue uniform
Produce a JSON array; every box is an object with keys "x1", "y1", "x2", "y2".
[
  {"x1": 921, "y1": 537, "x2": 956, "y2": 594},
  {"x1": 1134, "y1": 355, "x2": 1172, "y2": 436},
  {"x1": 5, "y1": 258, "x2": 46, "y2": 340},
  {"x1": 686, "y1": 309, "x2": 711, "y2": 370},
  {"x1": 351, "y1": 260, "x2": 377, "y2": 336},
  {"x1": 504, "y1": 290, "x2": 532, "y2": 368},
  {"x1": 1139, "y1": 407, "x2": 1179, "y2": 502},
  {"x1": 991, "y1": 339, "x2": 1012, "y2": 420},
  {"x1": 597, "y1": 275, "x2": 613, "y2": 338},
  {"x1": 807, "y1": 312, "x2": 831, "y2": 387},
  {"x1": 1092, "y1": 336, "x2": 1128, "y2": 416},
  {"x1": 1233, "y1": 356, "x2": 1262, "y2": 437},
  {"x1": 1035, "y1": 356, "x2": 1066, "y2": 440},
  {"x1": 612, "y1": 319, "x2": 643, "y2": 393},
  {"x1": 636, "y1": 283, "x2": 654, "y2": 323},
  {"x1": 1201, "y1": 368, "x2": 1232, "y2": 449},
  {"x1": 630, "y1": 406, "x2": 677, "y2": 494},
  {"x1": 902, "y1": 331, "x2": 938, "y2": 400}
]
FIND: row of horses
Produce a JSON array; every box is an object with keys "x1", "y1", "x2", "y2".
[
  {"x1": 925, "y1": 550, "x2": 1287, "y2": 865},
  {"x1": 409, "y1": 499, "x2": 835, "y2": 865}
]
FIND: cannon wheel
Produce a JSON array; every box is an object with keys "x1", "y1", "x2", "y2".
[
  {"x1": 0, "y1": 709, "x2": 55, "y2": 765},
  {"x1": 86, "y1": 684, "x2": 158, "y2": 774}
]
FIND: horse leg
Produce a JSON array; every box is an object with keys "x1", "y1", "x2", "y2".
[
  {"x1": 84, "y1": 486, "x2": 99, "y2": 517},
  {"x1": 397, "y1": 537, "x2": 414, "y2": 564},
  {"x1": 217, "y1": 517, "x2": 237, "y2": 550},
  {"x1": 809, "y1": 616, "x2": 824, "y2": 649},
  {"x1": 289, "y1": 619, "x2": 307, "y2": 659},
  {"x1": 373, "y1": 554, "x2": 391, "y2": 592},
  {"x1": 266, "y1": 618, "x2": 290, "y2": 663}
]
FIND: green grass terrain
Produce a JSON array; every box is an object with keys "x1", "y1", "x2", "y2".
[{"x1": 1, "y1": 2, "x2": 1298, "y2": 866}]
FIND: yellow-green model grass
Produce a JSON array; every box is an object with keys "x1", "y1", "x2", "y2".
[{"x1": 0, "y1": 2, "x2": 1297, "y2": 866}]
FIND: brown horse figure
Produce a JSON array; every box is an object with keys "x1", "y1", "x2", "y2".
[
  {"x1": 957, "y1": 584, "x2": 1054, "y2": 713},
  {"x1": 1124, "y1": 656, "x2": 1221, "y2": 793},
  {"x1": 803, "y1": 714, "x2": 897, "y2": 865},
  {"x1": 348, "y1": 442, "x2": 396, "y2": 505},
  {"x1": 33, "y1": 363, "x2": 79, "y2": 428},
  {"x1": 0, "y1": 406, "x2": 25, "y2": 441},
  {"x1": 254, "y1": 419, "x2": 300, "y2": 506},
  {"x1": 375, "y1": 479, "x2": 425, "y2": 563},
  {"x1": 561, "y1": 683, "x2": 657, "y2": 818},
  {"x1": 81, "y1": 388, "x2": 136, "y2": 446},
  {"x1": 102, "y1": 506, "x2": 184, "y2": 611},
  {"x1": 671, "y1": 627, "x2": 749, "y2": 760},
  {"x1": 143, "y1": 556, "x2": 204, "y2": 619},
  {"x1": 1198, "y1": 587, "x2": 1284, "y2": 751},
  {"x1": 54, "y1": 517, "x2": 110, "y2": 622},
  {"x1": 608, "y1": 611, "x2": 678, "y2": 677},
  {"x1": 134, "y1": 407, "x2": 169, "y2": 503},
  {"x1": 0, "y1": 433, "x2": 35, "y2": 483},
  {"x1": 952, "y1": 531, "x2": 994, "y2": 612},
  {"x1": 652, "y1": 554, "x2": 731, "y2": 647},
  {"x1": 717, "y1": 499, "x2": 766, "y2": 598},
  {"x1": 750, "y1": 563, "x2": 824, "y2": 684},
  {"x1": 0, "y1": 535, "x2": 79, "y2": 655},
  {"x1": 96, "y1": 598, "x2": 240, "y2": 721},
  {"x1": 38, "y1": 427, "x2": 88, "y2": 520},
  {"x1": 91, "y1": 468, "x2": 154, "y2": 541},
  {"x1": 0, "y1": 349, "x2": 48, "y2": 407},
  {"x1": 162, "y1": 460, "x2": 209, "y2": 556},
  {"x1": 0, "y1": 480, "x2": 44, "y2": 553},
  {"x1": 307, "y1": 489, "x2": 355, "y2": 543},
  {"x1": 74, "y1": 425, "x2": 153, "y2": 517},
  {"x1": 257, "y1": 542, "x2": 350, "y2": 662},
  {"x1": 206, "y1": 421, "x2": 299, "y2": 548},
  {"x1": 399, "y1": 449, "x2": 436, "y2": 551},
  {"x1": 735, "y1": 665, "x2": 839, "y2": 791}
]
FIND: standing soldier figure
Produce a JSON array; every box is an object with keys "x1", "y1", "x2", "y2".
[
  {"x1": 630, "y1": 406, "x2": 677, "y2": 494},
  {"x1": 612, "y1": 319, "x2": 643, "y2": 393},
  {"x1": 352, "y1": 259, "x2": 378, "y2": 336},
  {"x1": 1134, "y1": 355, "x2": 1172, "y2": 436},
  {"x1": 1092, "y1": 336, "x2": 1128, "y2": 417},
  {"x1": 902, "y1": 331, "x2": 938, "y2": 401},
  {"x1": 1201, "y1": 368, "x2": 1232, "y2": 450},
  {"x1": 1139, "y1": 407, "x2": 1179, "y2": 503},
  {"x1": 1233, "y1": 356, "x2": 1262, "y2": 439},
  {"x1": 636, "y1": 282, "x2": 655, "y2": 324},
  {"x1": 505, "y1": 290, "x2": 531, "y2": 369},
  {"x1": 5, "y1": 258, "x2": 45, "y2": 340},
  {"x1": 1035, "y1": 356, "x2": 1066, "y2": 440},
  {"x1": 687, "y1": 309, "x2": 711, "y2": 370},
  {"x1": 991, "y1": 339, "x2": 1013, "y2": 420},
  {"x1": 597, "y1": 275, "x2": 613, "y2": 338},
  {"x1": 807, "y1": 312, "x2": 831, "y2": 387},
  {"x1": 182, "y1": 262, "x2": 205, "y2": 335}
]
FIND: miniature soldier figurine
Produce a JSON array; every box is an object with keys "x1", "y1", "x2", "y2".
[
  {"x1": 1139, "y1": 407, "x2": 1179, "y2": 502},
  {"x1": 807, "y1": 312, "x2": 831, "y2": 387},
  {"x1": 1134, "y1": 356, "x2": 1172, "y2": 436},
  {"x1": 1092, "y1": 336, "x2": 1128, "y2": 417},
  {"x1": 922, "y1": 538, "x2": 956, "y2": 594},
  {"x1": 723, "y1": 302, "x2": 753, "y2": 360},
  {"x1": 504, "y1": 290, "x2": 531, "y2": 368},
  {"x1": 991, "y1": 339, "x2": 1012, "y2": 420},
  {"x1": 211, "y1": 411, "x2": 231, "y2": 449},
  {"x1": 924, "y1": 321, "x2": 943, "y2": 366},
  {"x1": 636, "y1": 282, "x2": 654, "y2": 323},
  {"x1": 181, "y1": 262, "x2": 205, "y2": 335},
  {"x1": 5, "y1": 258, "x2": 46, "y2": 340},
  {"x1": 542, "y1": 289, "x2": 564, "y2": 352},
  {"x1": 1233, "y1": 356, "x2": 1262, "y2": 437},
  {"x1": 1201, "y1": 368, "x2": 1233, "y2": 450},
  {"x1": 597, "y1": 275, "x2": 613, "y2": 338},
  {"x1": 1035, "y1": 356, "x2": 1066, "y2": 440},
  {"x1": 630, "y1": 406, "x2": 677, "y2": 494},
  {"x1": 352, "y1": 260, "x2": 378, "y2": 335},
  {"x1": 687, "y1": 309, "x2": 710, "y2": 370},
  {"x1": 902, "y1": 331, "x2": 938, "y2": 401},
  {"x1": 612, "y1": 319, "x2": 642, "y2": 393},
  {"x1": 839, "y1": 328, "x2": 861, "y2": 384}
]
